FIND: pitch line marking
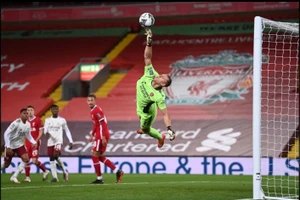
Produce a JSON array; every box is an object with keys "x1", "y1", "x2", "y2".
[{"x1": 1, "y1": 180, "x2": 251, "y2": 190}]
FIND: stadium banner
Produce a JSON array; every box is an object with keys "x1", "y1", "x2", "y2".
[
  {"x1": 1, "y1": 156, "x2": 298, "y2": 176},
  {"x1": 1, "y1": 28, "x2": 130, "y2": 39},
  {"x1": 144, "y1": 19, "x2": 298, "y2": 36},
  {"x1": 2, "y1": 2, "x2": 298, "y2": 22},
  {"x1": 1, "y1": 118, "x2": 294, "y2": 158},
  {"x1": 1, "y1": 120, "x2": 254, "y2": 157}
]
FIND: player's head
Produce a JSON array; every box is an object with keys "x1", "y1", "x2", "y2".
[
  {"x1": 87, "y1": 94, "x2": 96, "y2": 109},
  {"x1": 20, "y1": 108, "x2": 28, "y2": 121},
  {"x1": 154, "y1": 74, "x2": 172, "y2": 89},
  {"x1": 27, "y1": 105, "x2": 35, "y2": 118},
  {"x1": 50, "y1": 104, "x2": 59, "y2": 116}
]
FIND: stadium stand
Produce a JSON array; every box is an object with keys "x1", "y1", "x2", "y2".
[
  {"x1": 0, "y1": 2, "x2": 148, "y2": 9},
  {"x1": 1, "y1": 34, "x2": 126, "y2": 122},
  {"x1": 59, "y1": 33, "x2": 255, "y2": 121},
  {"x1": 2, "y1": 9, "x2": 297, "y2": 32}
]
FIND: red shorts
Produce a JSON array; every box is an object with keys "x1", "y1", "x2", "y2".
[
  {"x1": 4, "y1": 145, "x2": 27, "y2": 163},
  {"x1": 92, "y1": 136, "x2": 109, "y2": 153},
  {"x1": 47, "y1": 144, "x2": 62, "y2": 157},
  {"x1": 26, "y1": 140, "x2": 41, "y2": 159}
]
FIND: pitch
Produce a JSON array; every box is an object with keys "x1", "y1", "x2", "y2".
[{"x1": 1, "y1": 174, "x2": 253, "y2": 200}]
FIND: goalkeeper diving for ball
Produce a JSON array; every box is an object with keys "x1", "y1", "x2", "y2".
[{"x1": 136, "y1": 28, "x2": 176, "y2": 148}]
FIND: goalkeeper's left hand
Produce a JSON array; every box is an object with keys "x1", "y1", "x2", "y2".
[
  {"x1": 167, "y1": 126, "x2": 176, "y2": 141},
  {"x1": 144, "y1": 28, "x2": 152, "y2": 45}
]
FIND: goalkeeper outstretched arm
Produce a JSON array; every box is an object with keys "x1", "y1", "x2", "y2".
[
  {"x1": 144, "y1": 28, "x2": 152, "y2": 66},
  {"x1": 160, "y1": 107, "x2": 176, "y2": 141}
]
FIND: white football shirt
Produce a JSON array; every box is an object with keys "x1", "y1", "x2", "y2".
[
  {"x1": 44, "y1": 116, "x2": 73, "y2": 146},
  {"x1": 4, "y1": 118, "x2": 33, "y2": 149}
]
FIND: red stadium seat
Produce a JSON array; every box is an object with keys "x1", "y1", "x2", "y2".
[{"x1": 1, "y1": 36, "x2": 122, "y2": 122}]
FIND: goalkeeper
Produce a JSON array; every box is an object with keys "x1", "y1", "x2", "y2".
[{"x1": 136, "y1": 28, "x2": 176, "y2": 148}]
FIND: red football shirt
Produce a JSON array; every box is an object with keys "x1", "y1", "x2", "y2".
[
  {"x1": 28, "y1": 116, "x2": 43, "y2": 140},
  {"x1": 90, "y1": 105, "x2": 108, "y2": 139}
]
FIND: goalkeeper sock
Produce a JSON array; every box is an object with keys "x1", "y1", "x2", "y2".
[{"x1": 147, "y1": 128, "x2": 162, "y2": 140}]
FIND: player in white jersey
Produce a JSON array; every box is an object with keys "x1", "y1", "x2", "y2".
[
  {"x1": 44, "y1": 104, "x2": 73, "y2": 182},
  {"x1": 1, "y1": 108, "x2": 37, "y2": 184}
]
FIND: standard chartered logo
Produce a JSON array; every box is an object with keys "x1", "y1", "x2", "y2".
[
  {"x1": 64, "y1": 129, "x2": 201, "y2": 154},
  {"x1": 64, "y1": 128, "x2": 241, "y2": 154},
  {"x1": 196, "y1": 128, "x2": 241, "y2": 152}
]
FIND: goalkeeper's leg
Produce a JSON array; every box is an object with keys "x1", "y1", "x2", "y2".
[{"x1": 138, "y1": 109, "x2": 166, "y2": 148}]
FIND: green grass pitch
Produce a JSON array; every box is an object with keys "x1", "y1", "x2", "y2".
[{"x1": 1, "y1": 173, "x2": 253, "y2": 200}]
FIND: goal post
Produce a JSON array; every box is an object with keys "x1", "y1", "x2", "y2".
[{"x1": 252, "y1": 16, "x2": 299, "y2": 200}]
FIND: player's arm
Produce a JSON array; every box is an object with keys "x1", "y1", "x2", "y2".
[
  {"x1": 62, "y1": 119, "x2": 73, "y2": 149},
  {"x1": 157, "y1": 99, "x2": 176, "y2": 141},
  {"x1": 44, "y1": 119, "x2": 50, "y2": 139},
  {"x1": 3, "y1": 122, "x2": 17, "y2": 148},
  {"x1": 157, "y1": 98, "x2": 172, "y2": 127},
  {"x1": 159, "y1": 107, "x2": 171, "y2": 128},
  {"x1": 95, "y1": 109, "x2": 106, "y2": 140},
  {"x1": 25, "y1": 129, "x2": 37, "y2": 146},
  {"x1": 87, "y1": 126, "x2": 96, "y2": 143},
  {"x1": 91, "y1": 125, "x2": 97, "y2": 137},
  {"x1": 36, "y1": 119, "x2": 44, "y2": 141},
  {"x1": 144, "y1": 28, "x2": 153, "y2": 66}
]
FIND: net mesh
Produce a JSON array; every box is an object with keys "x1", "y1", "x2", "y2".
[{"x1": 260, "y1": 18, "x2": 299, "y2": 199}]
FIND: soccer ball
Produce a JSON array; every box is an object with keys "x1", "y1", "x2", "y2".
[{"x1": 139, "y1": 13, "x2": 155, "y2": 28}]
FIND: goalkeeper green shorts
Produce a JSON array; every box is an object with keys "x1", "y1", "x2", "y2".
[{"x1": 138, "y1": 104, "x2": 157, "y2": 129}]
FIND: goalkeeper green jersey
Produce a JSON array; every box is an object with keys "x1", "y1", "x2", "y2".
[{"x1": 136, "y1": 64, "x2": 166, "y2": 114}]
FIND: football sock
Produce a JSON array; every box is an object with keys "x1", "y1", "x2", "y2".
[
  {"x1": 25, "y1": 165, "x2": 30, "y2": 177},
  {"x1": 50, "y1": 161, "x2": 58, "y2": 179},
  {"x1": 12, "y1": 161, "x2": 27, "y2": 178},
  {"x1": 56, "y1": 157, "x2": 67, "y2": 174},
  {"x1": 1, "y1": 163, "x2": 5, "y2": 170},
  {"x1": 147, "y1": 128, "x2": 162, "y2": 140},
  {"x1": 36, "y1": 161, "x2": 46, "y2": 172},
  {"x1": 99, "y1": 156, "x2": 118, "y2": 173},
  {"x1": 92, "y1": 156, "x2": 102, "y2": 177}
]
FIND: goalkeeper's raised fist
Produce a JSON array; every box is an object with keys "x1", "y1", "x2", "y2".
[{"x1": 167, "y1": 126, "x2": 176, "y2": 141}]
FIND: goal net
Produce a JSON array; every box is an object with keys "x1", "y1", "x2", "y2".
[{"x1": 253, "y1": 17, "x2": 299, "y2": 200}]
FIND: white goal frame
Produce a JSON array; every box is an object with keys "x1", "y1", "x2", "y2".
[{"x1": 252, "y1": 16, "x2": 299, "y2": 200}]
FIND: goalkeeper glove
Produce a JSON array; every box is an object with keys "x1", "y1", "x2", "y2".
[
  {"x1": 167, "y1": 126, "x2": 176, "y2": 141},
  {"x1": 144, "y1": 28, "x2": 152, "y2": 46}
]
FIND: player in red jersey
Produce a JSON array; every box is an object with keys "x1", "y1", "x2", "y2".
[
  {"x1": 87, "y1": 94, "x2": 124, "y2": 184},
  {"x1": 24, "y1": 105, "x2": 50, "y2": 182}
]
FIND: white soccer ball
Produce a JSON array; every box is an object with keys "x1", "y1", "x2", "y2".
[{"x1": 139, "y1": 12, "x2": 155, "y2": 28}]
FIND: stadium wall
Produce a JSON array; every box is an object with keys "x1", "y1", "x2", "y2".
[{"x1": 1, "y1": 156, "x2": 298, "y2": 176}]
